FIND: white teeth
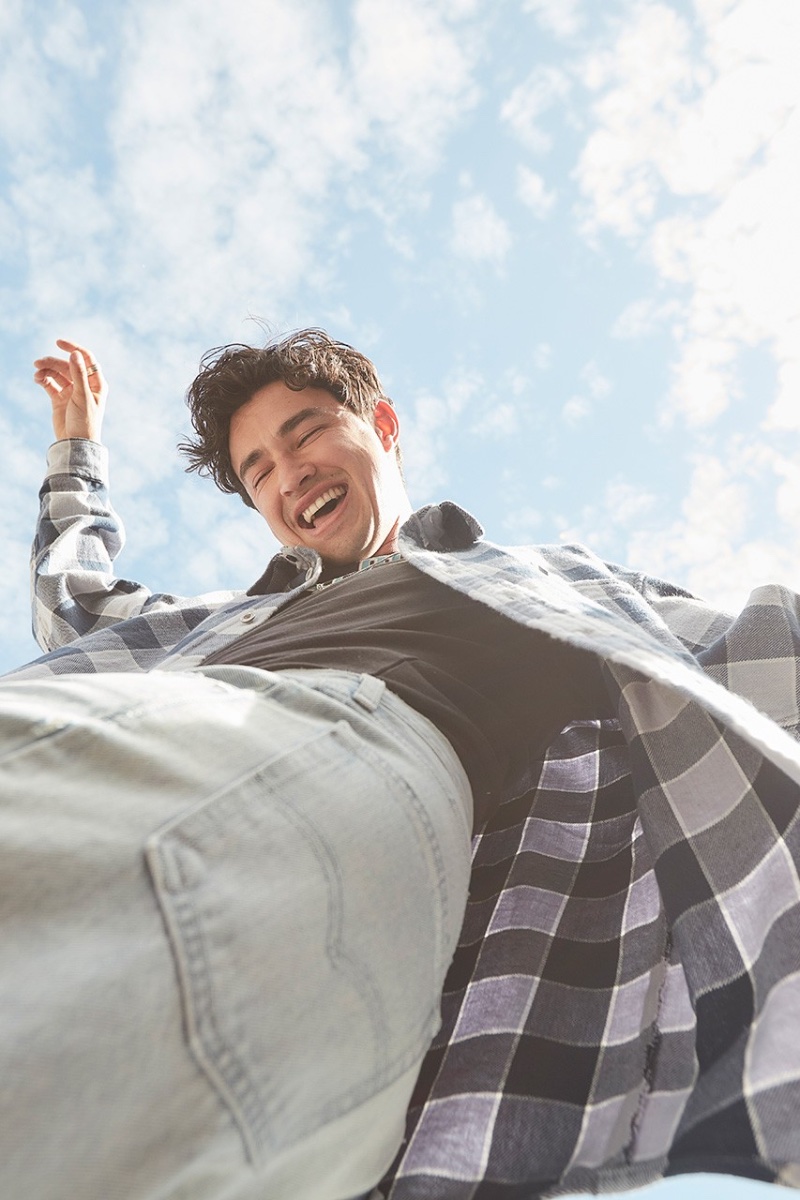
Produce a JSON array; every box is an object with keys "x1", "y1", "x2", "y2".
[{"x1": 301, "y1": 486, "x2": 346, "y2": 527}]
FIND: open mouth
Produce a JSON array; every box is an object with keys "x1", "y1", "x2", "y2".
[{"x1": 298, "y1": 485, "x2": 347, "y2": 530}]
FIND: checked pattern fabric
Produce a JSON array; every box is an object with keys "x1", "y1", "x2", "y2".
[
  {"x1": 16, "y1": 439, "x2": 800, "y2": 1195},
  {"x1": 375, "y1": 560, "x2": 800, "y2": 1195},
  {"x1": 379, "y1": 704, "x2": 800, "y2": 1196}
]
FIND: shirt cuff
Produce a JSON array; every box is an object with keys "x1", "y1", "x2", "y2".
[{"x1": 45, "y1": 438, "x2": 110, "y2": 484}]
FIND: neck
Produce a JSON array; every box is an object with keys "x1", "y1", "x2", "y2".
[
  {"x1": 317, "y1": 500, "x2": 411, "y2": 584},
  {"x1": 373, "y1": 512, "x2": 407, "y2": 560},
  {"x1": 376, "y1": 494, "x2": 412, "y2": 557}
]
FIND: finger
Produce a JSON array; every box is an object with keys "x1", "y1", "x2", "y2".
[
  {"x1": 69, "y1": 349, "x2": 105, "y2": 396},
  {"x1": 33, "y1": 367, "x2": 70, "y2": 390},
  {"x1": 34, "y1": 355, "x2": 72, "y2": 373},
  {"x1": 62, "y1": 344, "x2": 105, "y2": 391},
  {"x1": 68, "y1": 349, "x2": 91, "y2": 392},
  {"x1": 34, "y1": 375, "x2": 64, "y2": 399},
  {"x1": 56, "y1": 338, "x2": 99, "y2": 369}
]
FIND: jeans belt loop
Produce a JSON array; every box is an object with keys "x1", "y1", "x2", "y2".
[{"x1": 351, "y1": 674, "x2": 386, "y2": 712}]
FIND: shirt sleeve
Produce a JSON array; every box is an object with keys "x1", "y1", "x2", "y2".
[
  {"x1": 601, "y1": 559, "x2": 736, "y2": 654},
  {"x1": 31, "y1": 439, "x2": 190, "y2": 651}
]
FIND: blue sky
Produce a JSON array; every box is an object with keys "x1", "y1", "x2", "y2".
[
  {"x1": 3, "y1": 0, "x2": 799, "y2": 685},
  {"x1": 1, "y1": 0, "x2": 797, "y2": 1194}
]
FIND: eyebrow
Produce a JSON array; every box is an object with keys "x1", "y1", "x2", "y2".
[{"x1": 236, "y1": 407, "x2": 335, "y2": 482}]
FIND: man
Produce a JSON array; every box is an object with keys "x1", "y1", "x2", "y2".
[{"x1": 3, "y1": 331, "x2": 800, "y2": 1199}]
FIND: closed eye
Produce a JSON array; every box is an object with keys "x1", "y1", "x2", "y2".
[
  {"x1": 298, "y1": 425, "x2": 325, "y2": 445},
  {"x1": 252, "y1": 465, "x2": 273, "y2": 488}
]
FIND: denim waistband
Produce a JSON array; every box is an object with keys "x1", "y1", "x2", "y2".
[{"x1": 191, "y1": 664, "x2": 474, "y2": 835}]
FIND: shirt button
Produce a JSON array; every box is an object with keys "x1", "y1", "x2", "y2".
[{"x1": 241, "y1": 612, "x2": 256, "y2": 624}]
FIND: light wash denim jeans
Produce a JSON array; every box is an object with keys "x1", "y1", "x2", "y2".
[{"x1": 0, "y1": 666, "x2": 473, "y2": 1200}]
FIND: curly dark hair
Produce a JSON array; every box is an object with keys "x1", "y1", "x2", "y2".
[{"x1": 178, "y1": 328, "x2": 397, "y2": 509}]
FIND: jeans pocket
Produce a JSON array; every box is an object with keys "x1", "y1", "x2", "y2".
[{"x1": 145, "y1": 718, "x2": 448, "y2": 1166}]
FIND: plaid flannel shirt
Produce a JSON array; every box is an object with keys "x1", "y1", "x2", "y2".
[{"x1": 14, "y1": 438, "x2": 800, "y2": 1195}]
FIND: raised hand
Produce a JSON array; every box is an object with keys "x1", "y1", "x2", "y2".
[{"x1": 33, "y1": 338, "x2": 108, "y2": 442}]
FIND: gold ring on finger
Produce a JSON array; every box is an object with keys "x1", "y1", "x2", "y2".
[{"x1": 86, "y1": 363, "x2": 100, "y2": 375}]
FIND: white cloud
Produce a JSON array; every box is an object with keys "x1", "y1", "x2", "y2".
[
  {"x1": 578, "y1": 5, "x2": 694, "y2": 239},
  {"x1": 660, "y1": 335, "x2": 738, "y2": 427},
  {"x1": 576, "y1": 0, "x2": 800, "y2": 615},
  {"x1": 500, "y1": 65, "x2": 570, "y2": 154},
  {"x1": 559, "y1": 363, "x2": 608, "y2": 426},
  {"x1": 612, "y1": 296, "x2": 679, "y2": 340},
  {"x1": 403, "y1": 369, "x2": 483, "y2": 498},
  {"x1": 533, "y1": 342, "x2": 552, "y2": 370},
  {"x1": 175, "y1": 480, "x2": 278, "y2": 590},
  {"x1": 556, "y1": 436, "x2": 800, "y2": 615},
  {"x1": 516, "y1": 165, "x2": 556, "y2": 218},
  {"x1": 604, "y1": 480, "x2": 657, "y2": 526},
  {"x1": 506, "y1": 371, "x2": 528, "y2": 397},
  {"x1": 558, "y1": 478, "x2": 657, "y2": 548},
  {"x1": 766, "y1": 349, "x2": 800, "y2": 431},
  {"x1": 471, "y1": 402, "x2": 517, "y2": 438},
  {"x1": 694, "y1": 0, "x2": 740, "y2": 22},
  {"x1": 350, "y1": 0, "x2": 480, "y2": 173},
  {"x1": 562, "y1": 395, "x2": 590, "y2": 424},
  {"x1": 522, "y1": 0, "x2": 583, "y2": 39},
  {"x1": 502, "y1": 506, "x2": 543, "y2": 542},
  {"x1": 11, "y1": 165, "x2": 114, "y2": 325},
  {"x1": 580, "y1": 360, "x2": 611, "y2": 400},
  {"x1": 0, "y1": 1, "x2": 65, "y2": 153},
  {"x1": 106, "y1": 1, "x2": 364, "y2": 338},
  {"x1": 41, "y1": 0, "x2": 103, "y2": 74},
  {"x1": 450, "y1": 193, "x2": 512, "y2": 266},
  {"x1": 623, "y1": 444, "x2": 800, "y2": 611},
  {"x1": 576, "y1": 0, "x2": 800, "y2": 432},
  {"x1": 3, "y1": 0, "x2": 484, "y2": 347}
]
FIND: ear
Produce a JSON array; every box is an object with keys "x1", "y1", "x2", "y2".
[{"x1": 372, "y1": 399, "x2": 400, "y2": 452}]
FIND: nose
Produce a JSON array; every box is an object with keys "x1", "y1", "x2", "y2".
[{"x1": 277, "y1": 455, "x2": 316, "y2": 497}]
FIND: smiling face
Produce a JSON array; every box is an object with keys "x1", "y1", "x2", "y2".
[{"x1": 229, "y1": 381, "x2": 411, "y2": 572}]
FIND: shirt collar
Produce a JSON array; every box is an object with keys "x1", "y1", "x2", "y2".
[
  {"x1": 246, "y1": 501, "x2": 483, "y2": 596},
  {"x1": 400, "y1": 501, "x2": 483, "y2": 551}
]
